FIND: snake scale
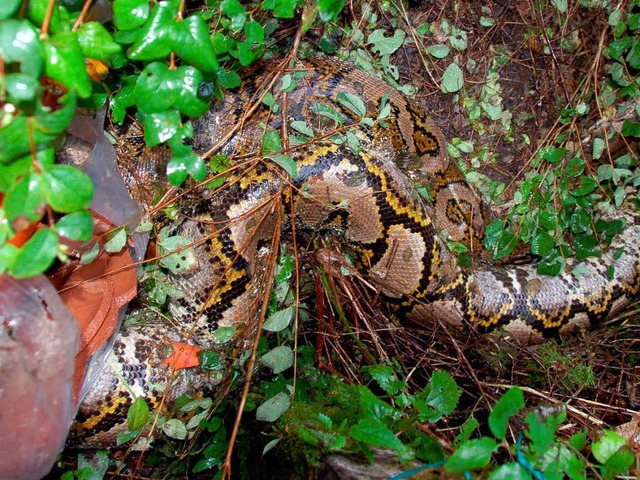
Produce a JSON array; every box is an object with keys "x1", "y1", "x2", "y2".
[{"x1": 70, "y1": 57, "x2": 640, "y2": 445}]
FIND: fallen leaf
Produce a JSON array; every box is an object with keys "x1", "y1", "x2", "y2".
[{"x1": 162, "y1": 341, "x2": 202, "y2": 371}]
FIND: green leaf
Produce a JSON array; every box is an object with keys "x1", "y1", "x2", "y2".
[
  {"x1": 565, "y1": 156, "x2": 585, "y2": 177},
  {"x1": 621, "y1": 120, "x2": 640, "y2": 137},
  {"x1": 261, "y1": 129, "x2": 282, "y2": 154},
  {"x1": 4, "y1": 73, "x2": 40, "y2": 102},
  {"x1": 9, "y1": 228, "x2": 59, "y2": 278},
  {"x1": 367, "y1": 29, "x2": 406, "y2": 56},
  {"x1": 127, "y1": 397, "x2": 149, "y2": 432},
  {"x1": 57, "y1": 211, "x2": 93, "y2": 241},
  {"x1": 310, "y1": 102, "x2": 345, "y2": 124},
  {"x1": 592, "y1": 430, "x2": 627, "y2": 464},
  {"x1": 217, "y1": 69, "x2": 242, "y2": 89},
  {"x1": 158, "y1": 234, "x2": 197, "y2": 274},
  {"x1": 337, "y1": 91, "x2": 367, "y2": 118},
  {"x1": 265, "y1": 154, "x2": 298, "y2": 178},
  {"x1": 350, "y1": 417, "x2": 405, "y2": 450},
  {"x1": 0, "y1": 0, "x2": 21, "y2": 19},
  {"x1": 571, "y1": 176, "x2": 597, "y2": 196},
  {"x1": 112, "y1": 0, "x2": 150, "y2": 30},
  {"x1": 261, "y1": 345, "x2": 294, "y2": 374},
  {"x1": 444, "y1": 437, "x2": 498, "y2": 473},
  {"x1": 172, "y1": 15, "x2": 219, "y2": 72},
  {"x1": 441, "y1": 63, "x2": 464, "y2": 93},
  {"x1": 104, "y1": 227, "x2": 127, "y2": 253},
  {"x1": 263, "y1": 305, "x2": 295, "y2": 332},
  {"x1": 543, "y1": 147, "x2": 567, "y2": 164},
  {"x1": 261, "y1": 0, "x2": 299, "y2": 18},
  {"x1": 221, "y1": 0, "x2": 247, "y2": 30},
  {"x1": 143, "y1": 110, "x2": 181, "y2": 147},
  {"x1": 427, "y1": 44, "x2": 450, "y2": 58},
  {"x1": 42, "y1": 165, "x2": 94, "y2": 213},
  {"x1": 134, "y1": 62, "x2": 180, "y2": 113},
  {"x1": 212, "y1": 326, "x2": 236, "y2": 344},
  {"x1": 256, "y1": 392, "x2": 291, "y2": 422},
  {"x1": 162, "y1": 418, "x2": 187, "y2": 440},
  {"x1": 128, "y1": 1, "x2": 178, "y2": 61},
  {"x1": 414, "y1": 371, "x2": 460, "y2": 422},
  {"x1": 4, "y1": 172, "x2": 45, "y2": 222},
  {"x1": 77, "y1": 22, "x2": 122, "y2": 61},
  {"x1": 531, "y1": 231, "x2": 554, "y2": 257},
  {"x1": 609, "y1": 37, "x2": 633, "y2": 60},
  {"x1": 569, "y1": 208, "x2": 592, "y2": 234},
  {"x1": 80, "y1": 242, "x2": 100, "y2": 264},
  {"x1": 487, "y1": 463, "x2": 531, "y2": 480},
  {"x1": 488, "y1": 387, "x2": 524, "y2": 440},
  {"x1": 318, "y1": 0, "x2": 345, "y2": 22},
  {"x1": 0, "y1": 20, "x2": 42, "y2": 77},
  {"x1": 43, "y1": 32, "x2": 92, "y2": 99}
]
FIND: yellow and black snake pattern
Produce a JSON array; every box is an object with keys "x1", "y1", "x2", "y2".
[{"x1": 70, "y1": 57, "x2": 640, "y2": 445}]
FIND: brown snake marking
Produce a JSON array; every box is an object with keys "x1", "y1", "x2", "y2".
[{"x1": 70, "y1": 57, "x2": 640, "y2": 445}]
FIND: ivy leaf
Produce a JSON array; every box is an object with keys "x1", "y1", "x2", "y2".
[
  {"x1": 261, "y1": 345, "x2": 294, "y2": 374},
  {"x1": 531, "y1": 231, "x2": 555, "y2": 257},
  {"x1": 172, "y1": 15, "x2": 219, "y2": 72},
  {"x1": 487, "y1": 463, "x2": 531, "y2": 480},
  {"x1": 217, "y1": 69, "x2": 242, "y2": 89},
  {"x1": 142, "y1": 110, "x2": 181, "y2": 147},
  {"x1": 592, "y1": 430, "x2": 627, "y2": 464},
  {"x1": 265, "y1": 154, "x2": 298, "y2": 178},
  {"x1": 134, "y1": 62, "x2": 180, "y2": 113},
  {"x1": 158, "y1": 234, "x2": 197, "y2": 274},
  {"x1": 488, "y1": 387, "x2": 524, "y2": 440},
  {"x1": 42, "y1": 164, "x2": 94, "y2": 213},
  {"x1": 414, "y1": 371, "x2": 460, "y2": 422},
  {"x1": 43, "y1": 31, "x2": 92, "y2": 99},
  {"x1": 9, "y1": 228, "x2": 59, "y2": 278},
  {"x1": 621, "y1": 120, "x2": 640, "y2": 137},
  {"x1": 128, "y1": 1, "x2": 177, "y2": 61},
  {"x1": 104, "y1": 227, "x2": 128, "y2": 253},
  {"x1": 173, "y1": 66, "x2": 209, "y2": 117},
  {"x1": 318, "y1": 0, "x2": 345, "y2": 22},
  {"x1": 112, "y1": 0, "x2": 150, "y2": 30},
  {"x1": 367, "y1": 29, "x2": 406, "y2": 56},
  {"x1": 77, "y1": 22, "x2": 122, "y2": 61}
]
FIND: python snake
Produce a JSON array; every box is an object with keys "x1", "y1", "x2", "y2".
[{"x1": 70, "y1": 57, "x2": 640, "y2": 445}]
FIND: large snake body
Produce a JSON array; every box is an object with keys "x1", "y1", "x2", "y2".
[{"x1": 71, "y1": 57, "x2": 640, "y2": 445}]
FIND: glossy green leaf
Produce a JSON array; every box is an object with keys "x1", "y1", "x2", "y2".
[
  {"x1": 444, "y1": 437, "x2": 498, "y2": 473},
  {"x1": 128, "y1": 1, "x2": 177, "y2": 61},
  {"x1": 57, "y1": 212, "x2": 93, "y2": 241},
  {"x1": 318, "y1": 0, "x2": 345, "y2": 22},
  {"x1": 531, "y1": 231, "x2": 554, "y2": 256},
  {"x1": 173, "y1": 15, "x2": 219, "y2": 71},
  {"x1": 261, "y1": 345, "x2": 294, "y2": 374},
  {"x1": 27, "y1": 0, "x2": 64, "y2": 34},
  {"x1": 167, "y1": 156, "x2": 188, "y2": 185},
  {"x1": 0, "y1": 19, "x2": 43, "y2": 77},
  {"x1": 0, "y1": 0, "x2": 20, "y2": 19},
  {"x1": 143, "y1": 110, "x2": 181, "y2": 147},
  {"x1": 574, "y1": 234, "x2": 600, "y2": 260},
  {"x1": 488, "y1": 387, "x2": 524, "y2": 440},
  {"x1": 570, "y1": 208, "x2": 592, "y2": 234},
  {"x1": 3, "y1": 73, "x2": 40, "y2": 102},
  {"x1": 112, "y1": 0, "x2": 150, "y2": 30},
  {"x1": 9, "y1": 228, "x2": 59, "y2": 278},
  {"x1": 565, "y1": 156, "x2": 585, "y2": 177},
  {"x1": 42, "y1": 164, "x2": 94, "y2": 212},
  {"x1": 571, "y1": 176, "x2": 597, "y2": 196},
  {"x1": 261, "y1": 0, "x2": 298, "y2": 18},
  {"x1": 43, "y1": 32, "x2": 92, "y2": 98},
  {"x1": 256, "y1": 392, "x2": 291, "y2": 422},
  {"x1": 217, "y1": 69, "x2": 242, "y2": 89},
  {"x1": 127, "y1": 397, "x2": 149, "y2": 432},
  {"x1": 368, "y1": 29, "x2": 406, "y2": 56},
  {"x1": 77, "y1": 22, "x2": 122, "y2": 61},
  {"x1": 221, "y1": 0, "x2": 247, "y2": 30},
  {"x1": 173, "y1": 66, "x2": 209, "y2": 116},
  {"x1": 542, "y1": 147, "x2": 567, "y2": 164},
  {"x1": 4, "y1": 172, "x2": 45, "y2": 222},
  {"x1": 134, "y1": 62, "x2": 180, "y2": 113}
]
